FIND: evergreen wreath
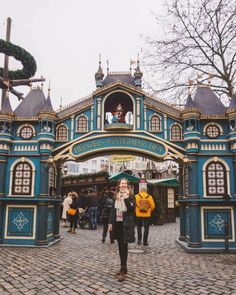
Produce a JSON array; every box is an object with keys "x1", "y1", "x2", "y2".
[{"x1": 0, "y1": 39, "x2": 37, "y2": 81}]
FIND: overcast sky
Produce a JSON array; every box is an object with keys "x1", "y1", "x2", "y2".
[{"x1": 1, "y1": 0, "x2": 165, "y2": 110}]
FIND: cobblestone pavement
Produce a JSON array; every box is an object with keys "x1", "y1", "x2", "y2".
[{"x1": 1, "y1": 219, "x2": 236, "y2": 295}]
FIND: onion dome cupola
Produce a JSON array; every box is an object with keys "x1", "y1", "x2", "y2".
[
  {"x1": 95, "y1": 55, "x2": 104, "y2": 88},
  {"x1": 134, "y1": 58, "x2": 143, "y2": 88}
]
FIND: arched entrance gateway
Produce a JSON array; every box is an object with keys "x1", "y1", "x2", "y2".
[{"x1": 1, "y1": 59, "x2": 236, "y2": 252}]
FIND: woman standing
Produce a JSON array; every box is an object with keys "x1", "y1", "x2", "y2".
[
  {"x1": 61, "y1": 192, "x2": 72, "y2": 227},
  {"x1": 108, "y1": 178, "x2": 135, "y2": 282},
  {"x1": 67, "y1": 192, "x2": 79, "y2": 234}
]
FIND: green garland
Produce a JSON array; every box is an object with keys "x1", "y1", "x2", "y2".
[{"x1": 0, "y1": 39, "x2": 37, "y2": 80}]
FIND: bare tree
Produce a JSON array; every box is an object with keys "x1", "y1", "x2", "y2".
[{"x1": 143, "y1": 0, "x2": 236, "y2": 105}]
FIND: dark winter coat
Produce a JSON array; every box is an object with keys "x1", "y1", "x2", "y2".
[
  {"x1": 86, "y1": 192, "x2": 98, "y2": 208},
  {"x1": 100, "y1": 192, "x2": 114, "y2": 219},
  {"x1": 67, "y1": 198, "x2": 79, "y2": 222},
  {"x1": 109, "y1": 195, "x2": 135, "y2": 244}
]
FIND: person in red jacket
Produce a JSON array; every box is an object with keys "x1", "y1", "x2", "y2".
[{"x1": 135, "y1": 187, "x2": 155, "y2": 246}]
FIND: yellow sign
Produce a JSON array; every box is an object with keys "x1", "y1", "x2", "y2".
[{"x1": 110, "y1": 155, "x2": 135, "y2": 162}]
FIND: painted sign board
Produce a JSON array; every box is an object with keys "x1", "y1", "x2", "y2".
[
  {"x1": 110, "y1": 155, "x2": 135, "y2": 162},
  {"x1": 71, "y1": 135, "x2": 167, "y2": 159}
]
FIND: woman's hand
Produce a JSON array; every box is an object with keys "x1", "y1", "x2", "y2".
[
  {"x1": 108, "y1": 224, "x2": 112, "y2": 231},
  {"x1": 123, "y1": 191, "x2": 130, "y2": 199}
]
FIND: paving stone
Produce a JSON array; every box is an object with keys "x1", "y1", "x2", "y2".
[{"x1": 0, "y1": 219, "x2": 236, "y2": 294}]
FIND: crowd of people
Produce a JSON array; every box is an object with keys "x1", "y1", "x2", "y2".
[{"x1": 61, "y1": 179, "x2": 155, "y2": 282}]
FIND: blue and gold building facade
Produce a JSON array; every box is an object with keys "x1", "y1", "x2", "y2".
[{"x1": 1, "y1": 61, "x2": 236, "y2": 252}]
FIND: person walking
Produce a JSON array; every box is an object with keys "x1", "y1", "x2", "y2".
[
  {"x1": 86, "y1": 188, "x2": 98, "y2": 230},
  {"x1": 101, "y1": 187, "x2": 114, "y2": 243},
  {"x1": 67, "y1": 192, "x2": 79, "y2": 234},
  {"x1": 135, "y1": 187, "x2": 155, "y2": 246},
  {"x1": 61, "y1": 192, "x2": 72, "y2": 227},
  {"x1": 108, "y1": 178, "x2": 135, "y2": 282}
]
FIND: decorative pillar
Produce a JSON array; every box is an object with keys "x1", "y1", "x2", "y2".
[
  {"x1": 233, "y1": 154, "x2": 236, "y2": 198},
  {"x1": 53, "y1": 202, "x2": 61, "y2": 239},
  {"x1": 144, "y1": 105, "x2": 147, "y2": 130},
  {"x1": 91, "y1": 106, "x2": 94, "y2": 130},
  {"x1": 56, "y1": 164, "x2": 62, "y2": 197},
  {"x1": 36, "y1": 202, "x2": 48, "y2": 246},
  {"x1": 0, "y1": 201, "x2": 3, "y2": 243},
  {"x1": 70, "y1": 115, "x2": 74, "y2": 140},
  {"x1": 164, "y1": 114, "x2": 167, "y2": 140},
  {"x1": 178, "y1": 164, "x2": 186, "y2": 241},
  {"x1": 188, "y1": 202, "x2": 201, "y2": 247},
  {"x1": 0, "y1": 157, "x2": 7, "y2": 197},
  {"x1": 178, "y1": 164, "x2": 184, "y2": 197},
  {"x1": 178, "y1": 203, "x2": 186, "y2": 241},
  {"x1": 39, "y1": 156, "x2": 49, "y2": 197},
  {"x1": 136, "y1": 97, "x2": 141, "y2": 129},
  {"x1": 97, "y1": 97, "x2": 102, "y2": 130},
  {"x1": 188, "y1": 155, "x2": 198, "y2": 198}
]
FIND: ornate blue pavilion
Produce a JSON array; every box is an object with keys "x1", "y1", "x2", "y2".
[{"x1": 1, "y1": 58, "x2": 236, "y2": 252}]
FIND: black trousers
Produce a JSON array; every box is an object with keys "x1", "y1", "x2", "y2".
[
  {"x1": 68, "y1": 214, "x2": 78, "y2": 230},
  {"x1": 137, "y1": 217, "x2": 150, "y2": 244},
  {"x1": 115, "y1": 221, "x2": 128, "y2": 267}
]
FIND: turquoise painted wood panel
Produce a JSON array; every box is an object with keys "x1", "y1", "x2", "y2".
[{"x1": 6, "y1": 207, "x2": 35, "y2": 237}]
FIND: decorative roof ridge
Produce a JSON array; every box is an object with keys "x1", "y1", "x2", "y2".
[
  {"x1": 14, "y1": 116, "x2": 39, "y2": 120},
  {"x1": 200, "y1": 114, "x2": 226, "y2": 119},
  {"x1": 55, "y1": 94, "x2": 92, "y2": 112},
  {"x1": 92, "y1": 80, "x2": 137, "y2": 94},
  {"x1": 108, "y1": 71, "x2": 131, "y2": 76},
  {"x1": 144, "y1": 93, "x2": 182, "y2": 111},
  {"x1": 226, "y1": 107, "x2": 236, "y2": 113},
  {"x1": 38, "y1": 110, "x2": 56, "y2": 115},
  {"x1": 145, "y1": 100, "x2": 181, "y2": 118},
  {"x1": 182, "y1": 107, "x2": 200, "y2": 112},
  {"x1": 0, "y1": 111, "x2": 14, "y2": 116}
]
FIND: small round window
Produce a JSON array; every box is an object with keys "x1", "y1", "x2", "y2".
[
  {"x1": 20, "y1": 126, "x2": 33, "y2": 139},
  {"x1": 206, "y1": 125, "x2": 220, "y2": 138}
]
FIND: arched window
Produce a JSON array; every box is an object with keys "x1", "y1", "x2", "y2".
[
  {"x1": 171, "y1": 124, "x2": 182, "y2": 140},
  {"x1": 12, "y1": 162, "x2": 32, "y2": 195},
  {"x1": 56, "y1": 125, "x2": 68, "y2": 141},
  {"x1": 150, "y1": 115, "x2": 161, "y2": 131},
  {"x1": 77, "y1": 116, "x2": 88, "y2": 132},
  {"x1": 206, "y1": 161, "x2": 227, "y2": 196}
]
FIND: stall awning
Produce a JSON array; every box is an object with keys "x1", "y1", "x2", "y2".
[
  {"x1": 147, "y1": 178, "x2": 179, "y2": 187},
  {"x1": 109, "y1": 172, "x2": 140, "y2": 183}
]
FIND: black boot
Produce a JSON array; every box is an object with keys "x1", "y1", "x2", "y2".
[{"x1": 116, "y1": 265, "x2": 127, "y2": 276}]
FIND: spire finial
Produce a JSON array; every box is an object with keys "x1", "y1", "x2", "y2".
[
  {"x1": 130, "y1": 59, "x2": 135, "y2": 73},
  {"x1": 99, "y1": 53, "x2": 101, "y2": 66},
  {"x1": 208, "y1": 73, "x2": 213, "y2": 87},
  {"x1": 188, "y1": 79, "x2": 193, "y2": 95},
  {"x1": 41, "y1": 75, "x2": 44, "y2": 89},
  {"x1": 106, "y1": 59, "x2": 109, "y2": 74},
  {"x1": 48, "y1": 79, "x2": 51, "y2": 97},
  {"x1": 60, "y1": 97, "x2": 63, "y2": 109}
]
